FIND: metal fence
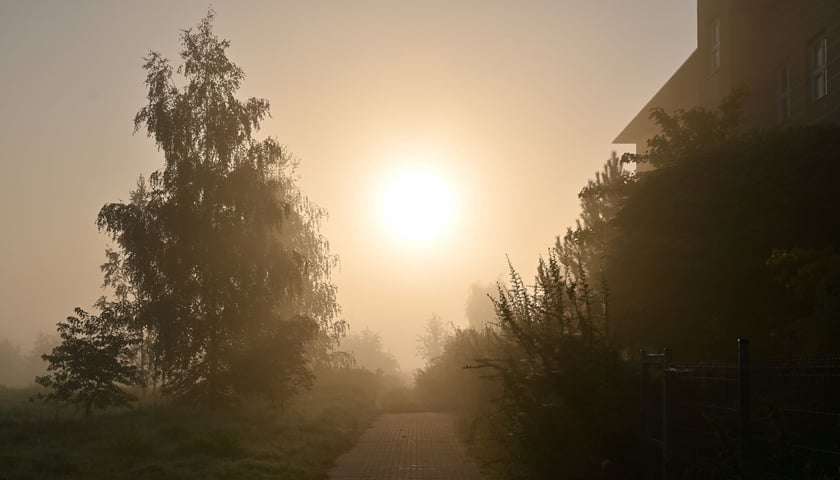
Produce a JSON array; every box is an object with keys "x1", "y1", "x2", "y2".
[{"x1": 640, "y1": 340, "x2": 840, "y2": 480}]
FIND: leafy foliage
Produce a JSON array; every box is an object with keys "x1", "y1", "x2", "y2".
[
  {"x1": 767, "y1": 248, "x2": 840, "y2": 353},
  {"x1": 35, "y1": 307, "x2": 139, "y2": 416},
  {"x1": 476, "y1": 253, "x2": 633, "y2": 480},
  {"x1": 38, "y1": 12, "x2": 340, "y2": 409},
  {"x1": 556, "y1": 151, "x2": 634, "y2": 304},
  {"x1": 416, "y1": 252, "x2": 636, "y2": 479},
  {"x1": 416, "y1": 252, "x2": 634, "y2": 479},
  {"x1": 635, "y1": 86, "x2": 747, "y2": 168},
  {"x1": 606, "y1": 125, "x2": 840, "y2": 359}
]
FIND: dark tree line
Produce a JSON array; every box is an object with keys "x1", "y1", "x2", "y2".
[{"x1": 37, "y1": 12, "x2": 342, "y2": 413}]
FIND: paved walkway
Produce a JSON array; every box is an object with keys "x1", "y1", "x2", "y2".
[{"x1": 329, "y1": 412, "x2": 486, "y2": 480}]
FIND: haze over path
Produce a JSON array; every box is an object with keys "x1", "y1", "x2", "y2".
[{"x1": 329, "y1": 412, "x2": 485, "y2": 480}]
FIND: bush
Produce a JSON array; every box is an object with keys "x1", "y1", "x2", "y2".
[
  {"x1": 414, "y1": 328, "x2": 499, "y2": 413},
  {"x1": 415, "y1": 252, "x2": 637, "y2": 480},
  {"x1": 474, "y1": 254, "x2": 636, "y2": 480}
]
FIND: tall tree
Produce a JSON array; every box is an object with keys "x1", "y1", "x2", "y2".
[
  {"x1": 95, "y1": 12, "x2": 340, "y2": 406},
  {"x1": 556, "y1": 151, "x2": 634, "y2": 283}
]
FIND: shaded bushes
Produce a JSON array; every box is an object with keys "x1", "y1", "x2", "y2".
[
  {"x1": 607, "y1": 126, "x2": 840, "y2": 359},
  {"x1": 480, "y1": 254, "x2": 636, "y2": 479},
  {"x1": 416, "y1": 252, "x2": 637, "y2": 480},
  {"x1": 414, "y1": 328, "x2": 499, "y2": 413}
]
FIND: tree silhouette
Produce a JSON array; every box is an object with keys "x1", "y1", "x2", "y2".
[
  {"x1": 465, "y1": 282, "x2": 496, "y2": 331},
  {"x1": 36, "y1": 307, "x2": 139, "y2": 416},
  {"x1": 340, "y1": 328, "x2": 400, "y2": 376},
  {"x1": 417, "y1": 314, "x2": 453, "y2": 363},
  {"x1": 556, "y1": 151, "x2": 634, "y2": 284},
  {"x1": 91, "y1": 11, "x2": 339, "y2": 407}
]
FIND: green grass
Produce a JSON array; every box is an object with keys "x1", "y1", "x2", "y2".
[{"x1": 0, "y1": 373, "x2": 378, "y2": 480}]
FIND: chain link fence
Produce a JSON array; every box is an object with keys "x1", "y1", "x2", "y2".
[{"x1": 641, "y1": 341, "x2": 840, "y2": 480}]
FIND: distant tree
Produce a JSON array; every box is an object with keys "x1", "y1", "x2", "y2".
[
  {"x1": 35, "y1": 307, "x2": 139, "y2": 416},
  {"x1": 465, "y1": 282, "x2": 496, "y2": 330},
  {"x1": 417, "y1": 314, "x2": 453, "y2": 363},
  {"x1": 0, "y1": 333, "x2": 60, "y2": 388},
  {"x1": 90, "y1": 11, "x2": 340, "y2": 407},
  {"x1": 0, "y1": 341, "x2": 25, "y2": 387},
  {"x1": 29, "y1": 331, "x2": 61, "y2": 364},
  {"x1": 340, "y1": 328, "x2": 400, "y2": 376},
  {"x1": 413, "y1": 326, "x2": 499, "y2": 412}
]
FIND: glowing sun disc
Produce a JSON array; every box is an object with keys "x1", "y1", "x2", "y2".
[{"x1": 380, "y1": 168, "x2": 456, "y2": 244}]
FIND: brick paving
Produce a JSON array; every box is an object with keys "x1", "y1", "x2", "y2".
[{"x1": 329, "y1": 412, "x2": 486, "y2": 480}]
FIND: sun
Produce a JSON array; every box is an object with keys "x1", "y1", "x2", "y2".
[{"x1": 379, "y1": 167, "x2": 457, "y2": 245}]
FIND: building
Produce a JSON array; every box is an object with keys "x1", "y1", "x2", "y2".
[{"x1": 614, "y1": 0, "x2": 840, "y2": 156}]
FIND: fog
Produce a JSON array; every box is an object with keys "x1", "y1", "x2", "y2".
[{"x1": 0, "y1": 0, "x2": 696, "y2": 373}]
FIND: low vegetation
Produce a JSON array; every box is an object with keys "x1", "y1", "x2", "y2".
[
  {"x1": 415, "y1": 254, "x2": 635, "y2": 480},
  {"x1": 0, "y1": 367, "x2": 378, "y2": 480}
]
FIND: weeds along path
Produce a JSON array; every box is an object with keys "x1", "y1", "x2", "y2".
[{"x1": 329, "y1": 412, "x2": 485, "y2": 480}]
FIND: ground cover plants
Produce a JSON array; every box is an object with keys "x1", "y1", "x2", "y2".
[{"x1": 0, "y1": 368, "x2": 378, "y2": 480}]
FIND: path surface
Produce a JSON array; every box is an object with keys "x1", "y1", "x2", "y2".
[{"x1": 329, "y1": 412, "x2": 486, "y2": 480}]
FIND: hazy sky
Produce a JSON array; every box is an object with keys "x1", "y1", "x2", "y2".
[{"x1": 0, "y1": 0, "x2": 696, "y2": 371}]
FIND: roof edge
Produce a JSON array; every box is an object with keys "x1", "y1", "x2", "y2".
[{"x1": 613, "y1": 49, "x2": 701, "y2": 144}]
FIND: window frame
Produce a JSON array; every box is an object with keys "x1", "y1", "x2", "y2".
[
  {"x1": 778, "y1": 62, "x2": 791, "y2": 123},
  {"x1": 710, "y1": 16, "x2": 721, "y2": 73},
  {"x1": 810, "y1": 35, "x2": 828, "y2": 101}
]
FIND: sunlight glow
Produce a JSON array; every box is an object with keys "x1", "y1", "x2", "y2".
[{"x1": 380, "y1": 167, "x2": 457, "y2": 245}]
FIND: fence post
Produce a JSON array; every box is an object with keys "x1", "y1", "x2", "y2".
[
  {"x1": 661, "y1": 347, "x2": 672, "y2": 480},
  {"x1": 737, "y1": 338, "x2": 750, "y2": 476},
  {"x1": 640, "y1": 349, "x2": 649, "y2": 479}
]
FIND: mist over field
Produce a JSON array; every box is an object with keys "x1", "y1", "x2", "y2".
[{"x1": 3, "y1": 1, "x2": 840, "y2": 479}]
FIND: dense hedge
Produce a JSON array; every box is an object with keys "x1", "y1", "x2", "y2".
[{"x1": 607, "y1": 126, "x2": 840, "y2": 360}]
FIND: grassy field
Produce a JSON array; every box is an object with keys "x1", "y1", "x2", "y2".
[{"x1": 0, "y1": 369, "x2": 379, "y2": 480}]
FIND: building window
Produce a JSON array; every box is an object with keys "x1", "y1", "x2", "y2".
[
  {"x1": 778, "y1": 63, "x2": 791, "y2": 123},
  {"x1": 710, "y1": 17, "x2": 721, "y2": 72},
  {"x1": 811, "y1": 35, "x2": 828, "y2": 101}
]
